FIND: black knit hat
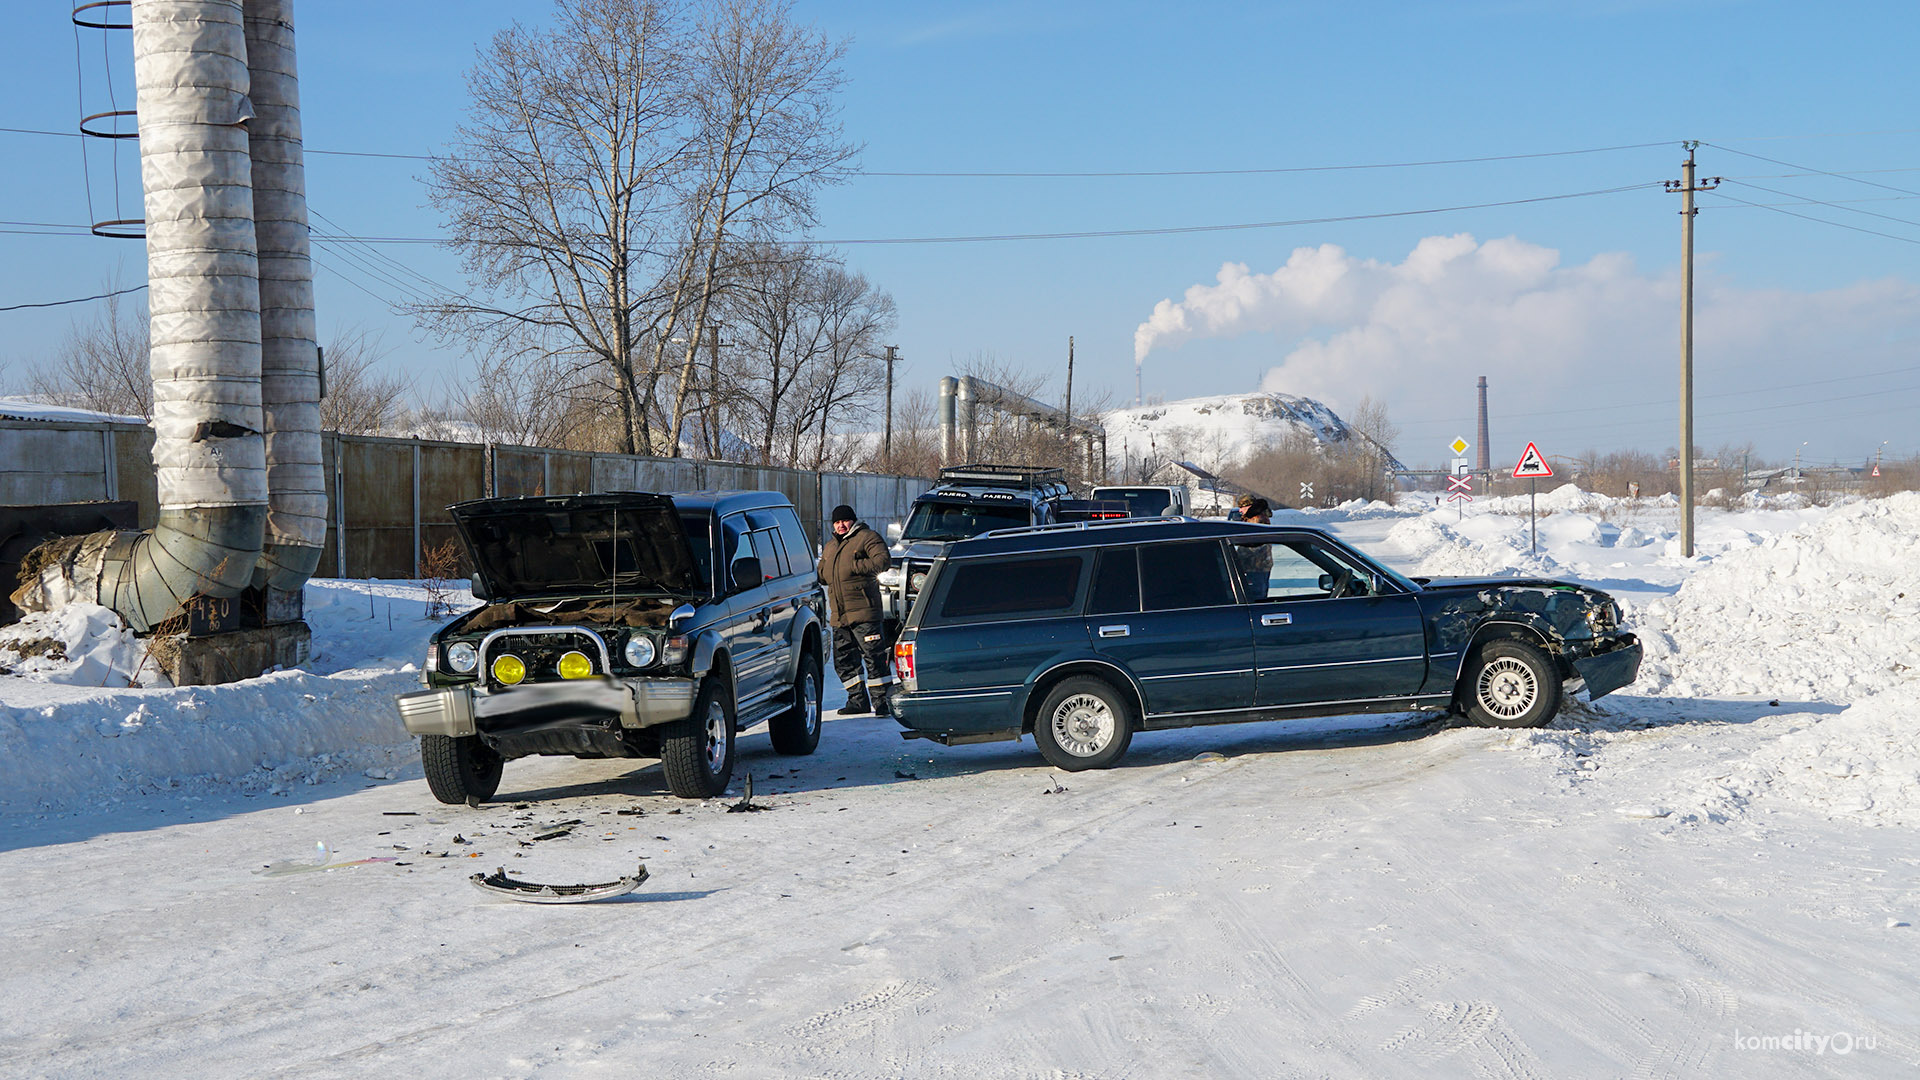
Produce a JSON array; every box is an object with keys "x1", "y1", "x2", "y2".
[{"x1": 831, "y1": 504, "x2": 857, "y2": 523}]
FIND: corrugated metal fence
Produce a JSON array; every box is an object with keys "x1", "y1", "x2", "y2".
[{"x1": 2, "y1": 418, "x2": 931, "y2": 579}]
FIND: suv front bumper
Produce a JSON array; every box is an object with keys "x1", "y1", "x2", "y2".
[{"x1": 395, "y1": 678, "x2": 698, "y2": 738}]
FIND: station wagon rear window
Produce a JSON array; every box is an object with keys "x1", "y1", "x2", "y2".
[{"x1": 939, "y1": 555, "x2": 1083, "y2": 619}]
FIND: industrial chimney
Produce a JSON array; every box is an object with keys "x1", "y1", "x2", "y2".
[{"x1": 1475, "y1": 376, "x2": 1490, "y2": 473}]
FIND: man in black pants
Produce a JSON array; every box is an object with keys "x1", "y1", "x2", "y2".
[{"x1": 818, "y1": 504, "x2": 894, "y2": 716}]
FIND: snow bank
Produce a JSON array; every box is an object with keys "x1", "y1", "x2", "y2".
[
  {"x1": 1632, "y1": 493, "x2": 1920, "y2": 701},
  {"x1": 0, "y1": 579, "x2": 472, "y2": 813},
  {"x1": 1664, "y1": 697, "x2": 1920, "y2": 827},
  {"x1": 0, "y1": 604, "x2": 164, "y2": 687},
  {"x1": 1384, "y1": 513, "x2": 1567, "y2": 578}
]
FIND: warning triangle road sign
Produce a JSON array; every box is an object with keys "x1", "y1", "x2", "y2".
[
  {"x1": 1512, "y1": 442, "x2": 1553, "y2": 478},
  {"x1": 1872, "y1": 463, "x2": 1882, "y2": 477}
]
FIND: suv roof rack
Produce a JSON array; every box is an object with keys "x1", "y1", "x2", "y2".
[
  {"x1": 972, "y1": 515, "x2": 1190, "y2": 540},
  {"x1": 936, "y1": 463, "x2": 1068, "y2": 490}
]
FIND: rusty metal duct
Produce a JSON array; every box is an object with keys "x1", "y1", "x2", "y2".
[
  {"x1": 244, "y1": 0, "x2": 324, "y2": 591},
  {"x1": 15, "y1": 0, "x2": 266, "y2": 633}
]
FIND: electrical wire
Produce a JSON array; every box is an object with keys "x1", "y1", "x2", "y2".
[
  {"x1": 1706, "y1": 189, "x2": 1920, "y2": 247},
  {"x1": 0, "y1": 283, "x2": 147, "y2": 312},
  {"x1": 1717, "y1": 179, "x2": 1920, "y2": 232},
  {"x1": 1702, "y1": 143, "x2": 1920, "y2": 199}
]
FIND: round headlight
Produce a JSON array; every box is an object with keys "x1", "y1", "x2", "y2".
[
  {"x1": 445, "y1": 642, "x2": 478, "y2": 673},
  {"x1": 624, "y1": 635, "x2": 657, "y2": 668},
  {"x1": 557, "y1": 650, "x2": 595, "y2": 679},
  {"x1": 908, "y1": 571, "x2": 928, "y2": 593},
  {"x1": 491, "y1": 653, "x2": 526, "y2": 685}
]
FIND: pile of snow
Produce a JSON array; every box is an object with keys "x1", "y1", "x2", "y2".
[
  {"x1": 0, "y1": 579, "x2": 474, "y2": 813},
  {"x1": 1383, "y1": 512, "x2": 1568, "y2": 578},
  {"x1": 0, "y1": 603, "x2": 161, "y2": 687},
  {"x1": 1632, "y1": 493, "x2": 1920, "y2": 701},
  {"x1": 1102, "y1": 390, "x2": 1402, "y2": 471},
  {"x1": 0, "y1": 396, "x2": 145, "y2": 425}
]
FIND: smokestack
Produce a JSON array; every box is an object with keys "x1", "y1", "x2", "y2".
[
  {"x1": 937, "y1": 376, "x2": 957, "y2": 466},
  {"x1": 1475, "y1": 376, "x2": 1490, "y2": 473}
]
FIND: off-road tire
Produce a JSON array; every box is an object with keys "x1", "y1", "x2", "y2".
[
  {"x1": 1033, "y1": 676, "x2": 1135, "y2": 771},
  {"x1": 421, "y1": 733, "x2": 503, "y2": 805},
  {"x1": 1460, "y1": 639, "x2": 1562, "y2": 728},
  {"x1": 769, "y1": 644, "x2": 823, "y2": 755},
  {"x1": 662, "y1": 673, "x2": 737, "y2": 798}
]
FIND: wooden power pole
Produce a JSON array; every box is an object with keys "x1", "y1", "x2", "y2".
[
  {"x1": 1666, "y1": 142, "x2": 1719, "y2": 558},
  {"x1": 883, "y1": 345, "x2": 898, "y2": 465}
]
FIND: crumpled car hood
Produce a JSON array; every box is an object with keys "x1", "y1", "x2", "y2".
[{"x1": 450, "y1": 493, "x2": 699, "y2": 602}]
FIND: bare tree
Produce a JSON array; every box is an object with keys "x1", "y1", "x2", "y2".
[
  {"x1": 23, "y1": 290, "x2": 152, "y2": 419},
  {"x1": 419, "y1": 0, "x2": 695, "y2": 455},
  {"x1": 318, "y1": 327, "x2": 414, "y2": 435},
  {"x1": 666, "y1": 0, "x2": 858, "y2": 449}
]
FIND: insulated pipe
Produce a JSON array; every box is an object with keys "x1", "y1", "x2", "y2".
[
  {"x1": 244, "y1": 0, "x2": 325, "y2": 589},
  {"x1": 17, "y1": 0, "x2": 269, "y2": 633}
]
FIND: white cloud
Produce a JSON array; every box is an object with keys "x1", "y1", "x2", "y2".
[{"x1": 1132, "y1": 234, "x2": 1920, "y2": 459}]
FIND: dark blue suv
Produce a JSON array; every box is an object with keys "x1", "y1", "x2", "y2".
[{"x1": 890, "y1": 518, "x2": 1642, "y2": 770}]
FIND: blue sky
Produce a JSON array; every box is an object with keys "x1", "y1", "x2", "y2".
[{"x1": 4, "y1": 0, "x2": 1918, "y2": 468}]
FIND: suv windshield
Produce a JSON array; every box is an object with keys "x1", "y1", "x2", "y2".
[{"x1": 900, "y1": 500, "x2": 1030, "y2": 541}]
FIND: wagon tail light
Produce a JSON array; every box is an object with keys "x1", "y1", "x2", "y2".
[{"x1": 893, "y1": 639, "x2": 915, "y2": 681}]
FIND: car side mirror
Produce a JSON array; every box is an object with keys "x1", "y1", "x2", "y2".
[
  {"x1": 1317, "y1": 573, "x2": 1335, "y2": 593},
  {"x1": 731, "y1": 556, "x2": 763, "y2": 591},
  {"x1": 669, "y1": 602, "x2": 696, "y2": 628},
  {"x1": 886, "y1": 522, "x2": 903, "y2": 543}
]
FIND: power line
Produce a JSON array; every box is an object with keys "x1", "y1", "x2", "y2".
[
  {"x1": 0, "y1": 125, "x2": 1675, "y2": 177},
  {"x1": 0, "y1": 283, "x2": 147, "y2": 312},
  {"x1": 1717, "y1": 179, "x2": 1920, "y2": 232},
  {"x1": 1707, "y1": 189, "x2": 1920, "y2": 247},
  {"x1": 1702, "y1": 143, "x2": 1920, "y2": 199}
]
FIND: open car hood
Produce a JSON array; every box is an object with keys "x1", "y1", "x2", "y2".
[{"x1": 449, "y1": 493, "x2": 700, "y2": 602}]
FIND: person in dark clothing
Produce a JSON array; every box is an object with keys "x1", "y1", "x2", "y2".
[
  {"x1": 818, "y1": 504, "x2": 894, "y2": 716},
  {"x1": 1234, "y1": 497, "x2": 1274, "y2": 599}
]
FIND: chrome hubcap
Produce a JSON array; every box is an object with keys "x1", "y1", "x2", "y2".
[
  {"x1": 802, "y1": 672, "x2": 820, "y2": 734},
  {"x1": 1050, "y1": 694, "x2": 1115, "y2": 757},
  {"x1": 704, "y1": 699, "x2": 728, "y2": 772},
  {"x1": 1477, "y1": 658, "x2": 1538, "y2": 720}
]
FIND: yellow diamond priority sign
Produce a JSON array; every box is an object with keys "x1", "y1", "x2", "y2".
[{"x1": 1448, "y1": 436, "x2": 1470, "y2": 456}]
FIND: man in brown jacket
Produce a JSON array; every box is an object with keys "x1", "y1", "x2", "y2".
[{"x1": 818, "y1": 504, "x2": 894, "y2": 716}]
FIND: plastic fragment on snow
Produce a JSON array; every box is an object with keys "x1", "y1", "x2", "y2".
[{"x1": 470, "y1": 863, "x2": 649, "y2": 904}]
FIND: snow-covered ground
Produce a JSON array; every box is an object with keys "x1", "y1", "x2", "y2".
[{"x1": 4, "y1": 491, "x2": 1918, "y2": 1077}]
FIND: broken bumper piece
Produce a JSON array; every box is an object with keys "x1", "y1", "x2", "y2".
[
  {"x1": 1573, "y1": 636, "x2": 1643, "y2": 700},
  {"x1": 470, "y1": 862, "x2": 649, "y2": 904}
]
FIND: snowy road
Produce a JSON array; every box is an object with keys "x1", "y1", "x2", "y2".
[
  {"x1": 4, "y1": 695, "x2": 1916, "y2": 1078},
  {"x1": 5, "y1": 493, "x2": 1918, "y2": 1077}
]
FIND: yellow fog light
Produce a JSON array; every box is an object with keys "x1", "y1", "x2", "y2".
[
  {"x1": 557, "y1": 650, "x2": 595, "y2": 680},
  {"x1": 491, "y1": 653, "x2": 526, "y2": 685}
]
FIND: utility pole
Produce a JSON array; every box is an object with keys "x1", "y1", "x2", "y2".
[
  {"x1": 1064, "y1": 335, "x2": 1074, "y2": 452},
  {"x1": 883, "y1": 345, "x2": 897, "y2": 465},
  {"x1": 1666, "y1": 142, "x2": 1720, "y2": 557}
]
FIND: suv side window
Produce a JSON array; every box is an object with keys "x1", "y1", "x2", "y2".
[
  {"x1": 721, "y1": 513, "x2": 757, "y2": 594},
  {"x1": 750, "y1": 528, "x2": 786, "y2": 581},
  {"x1": 1139, "y1": 540, "x2": 1235, "y2": 610},
  {"x1": 938, "y1": 554, "x2": 1085, "y2": 620},
  {"x1": 1088, "y1": 546, "x2": 1140, "y2": 615},
  {"x1": 767, "y1": 506, "x2": 816, "y2": 573}
]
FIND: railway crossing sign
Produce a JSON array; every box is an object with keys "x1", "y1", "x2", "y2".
[
  {"x1": 1300, "y1": 481, "x2": 1313, "y2": 502},
  {"x1": 1512, "y1": 442, "x2": 1553, "y2": 478},
  {"x1": 1446, "y1": 472, "x2": 1473, "y2": 501}
]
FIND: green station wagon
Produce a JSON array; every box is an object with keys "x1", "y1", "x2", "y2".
[{"x1": 890, "y1": 517, "x2": 1642, "y2": 770}]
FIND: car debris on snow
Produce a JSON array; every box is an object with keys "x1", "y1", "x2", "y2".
[{"x1": 470, "y1": 863, "x2": 649, "y2": 904}]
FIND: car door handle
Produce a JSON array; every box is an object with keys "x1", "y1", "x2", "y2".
[
  {"x1": 1098, "y1": 624, "x2": 1130, "y2": 638},
  {"x1": 1261, "y1": 613, "x2": 1293, "y2": 626}
]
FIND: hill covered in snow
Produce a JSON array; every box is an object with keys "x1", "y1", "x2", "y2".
[{"x1": 1102, "y1": 390, "x2": 1401, "y2": 474}]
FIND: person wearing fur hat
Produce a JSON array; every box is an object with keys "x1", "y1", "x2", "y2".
[{"x1": 818, "y1": 504, "x2": 894, "y2": 716}]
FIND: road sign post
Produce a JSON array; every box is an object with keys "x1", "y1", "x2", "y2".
[{"x1": 1512, "y1": 441, "x2": 1554, "y2": 553}]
